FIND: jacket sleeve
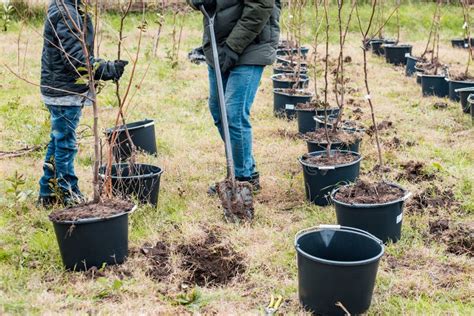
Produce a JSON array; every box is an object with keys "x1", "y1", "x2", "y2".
[{"x1": 226, "y1": 0, "x2": 274, "y2": 54}]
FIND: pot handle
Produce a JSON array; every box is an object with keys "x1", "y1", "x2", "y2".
[
  {"x1": 401, "y1": 191, "x2": 413, "y2": 202},
  {"x1": 468, "y1": 93, "x2": 474, "y2": 104},
  {"x1": 129, "y1": 205, "x2": 139, "y2": 214},
  {"x1": 295, "y1": 224, "x2": 383, "y2": 246},
  {"x1": 141, "y1": 121, "x2": 155, "y2": 128}
]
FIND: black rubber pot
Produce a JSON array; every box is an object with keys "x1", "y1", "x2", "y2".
[
  {"x1": 370, "y1": 39, "x2": 396, "y2": 56},
  {"x1": 421, "y1": 74, "x2": 449, "y2": 97},
  {"x1": 448, "y1": 79, "x2": 474, "y2": 102},
  {"x1": 405, "y1": 55, "x2": 418, "y2": 76},
  {"x1": 331, "y1": 183, "x2": 411, "y2": 243},
  {"x1": 451, "y1": 38, "x2": 465, "y2": 48},
  {"x1": 106, "y1": 119, "x2": 157, "y2": 162},
  {"x1": 299, "y1": 150, "x2": 362, "y2": 206},
  {"x1": 306, "y1": 138, "x2": 361, "y2": 154},
  {"x1": 51, "y1": 205, "x2": 136, "y2": 271},
  {"x1": 456, "y1": 87, "x2": 474, "y2": 113},
  {"x1": 276, "y1": 46, "x2": 309, "y2": 58},
  {"x1": 273, "y1": 89, "x2": 313, "y2": 119},
  {"x1": 296, "y1": 108, "x2": 340, "y2": 134},
  {"x1": 415, "y1": 66, "x2": 425, "y2": 85},
  {"x1": 100, "y1": 164, "x2": 164, "y2": 206},
  {"x1": 384, "y1": 44, "x2": 412, "y2": 65},
  {"x1": 273, "y1": 66, "x2": 308, "y2": 75},
  {"x1": 271, "y1": 74, "x2": 309, "y2": 89},
  {"x1": 295, "y1": 225, "x2": 384, "y2": 315}
]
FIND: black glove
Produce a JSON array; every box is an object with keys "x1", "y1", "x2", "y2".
[
  {"x1": 113, "y1": 60, "x2": 128, "y2": 80},
  {"x1": 219, "y1": 44, "x2": 239, "y2": 74},
  {"x1": 95, "y1": 60, "x2": 128, "y2": 81},
  {"x1": 191, "y1": 0, "x2": 216, "y2": 11}
]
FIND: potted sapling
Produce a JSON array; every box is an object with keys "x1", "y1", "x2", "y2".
[
  {"x1": 298, "y1": 0, "x2": 363, "y2": 207},
  {"x1": 369, "y1": 0, "x2": 396, "y2": 56},
  {"x1": 383, "y1": 1, "x2": 413, "y2": 66},
  {"x1": 330, "y1": 2, "x2": 411, "y2": 244}
]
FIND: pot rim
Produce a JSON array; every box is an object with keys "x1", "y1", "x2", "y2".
[
  {"x1": 298, "y1": 150, "x2": 363, "y2": 170},
  {"x1": 271, "y1": 74, "x2": 309, "y2": 82},
  {"x1": 419, "y1": 73, "x2": 446, "y2": 79},
  {"x1": 105, "y1": 119, "x2": 154, "y2": 135},
  {"x1": 295, "y1": 225, "x2": 385, "y2": 266},
  {"x1": 50, "y1": 205, "x2": 137, "y2": 225},
  {"x1": 305, "y1": 137, "x2": 361, "y2": 147},
  {"x1": 330, "y1": 182, "x2": 412, "y2": 208},
  {"x1": 273, "y1": 88, "x2": 314, "y2": 97},
  {"x1": 455, "y1": 86, "x2": 474, "y2": 92},
  {"x1": 295, "y1": 106, "x2": 339, "y2": 113},
  {"x1": 448, "y1": 78, "x2": 474, "y2": 84},
  {"x1": 384, "y1": 44, "x2": 413, "y2": 49},
  {"x1": 99, "y1": 163, "x2": 164, "y2": 180}
]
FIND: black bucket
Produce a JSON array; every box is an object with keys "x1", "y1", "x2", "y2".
[
  {"x1": 384, "y1": 44, "x2": 412, "y2": 65},
  {"x1": 295, "y1": 225, "x2": 384, "y2": 315},
  {"x1": 421, "y1": 74, "x2": 449, "y2": 97},
  {"x1": 276, "y1": 46, "x2": 310, "y2": 58},
  {"x1": 415, "y1": 66, "x2": 425, "y2": 85},
  {"x1": 100, "y1": 164, "x2": 164, "y2": 206},
  {"x1": 448, "y1": 79, "x2": 474, "y2": 102},
  {"x1": 276, "y1": 56, "x2": 309, "y2": 68},
  {"x1": 331, "y1": 183, "x2": 411, "y2": 243},
  {"x1": 296, "y1": 108, "x2": 340, "y2": 134},
  {"x1": 271, "y1": 74, "x2": 309, "y2": 90},
  {"x1": 51, "y1": 206, "x2": 136, "y2": 271},
  {"x1": 405, "y1": 55, "x2": 418, "y2": 76},
  {"x1": 307, "y1": 138, "x2": 361, "y2": 154},
  {"x1": 451, "y1": 38, "x2": 465, "y2": 48},
  {"x1": 457, "y1": 87, "x2": 474, "y2": 113},
  {"x1": 273, "y1": 66, "x2": 308, "y2": 76},
  {"x1": 106, "y1": 119, "x2": 157, "y2": 162},
  {"x1": 273, "y1": 89, "x2": 313, "y2": 119},
  {"x1": 371, "y1": 39, "x2": 396, "y2": 56},
  {"x1": 299, "y1": 150, "x2": 362, "y2": 206}
]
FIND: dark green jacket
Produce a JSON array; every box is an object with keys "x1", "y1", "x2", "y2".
[{"x1": 188, "y1": 0, "x2": 281, "y2": 66}]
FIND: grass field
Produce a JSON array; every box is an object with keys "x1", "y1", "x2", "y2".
[{"x1": 0, "y1": 4, "x2": 473, "y2": 314}]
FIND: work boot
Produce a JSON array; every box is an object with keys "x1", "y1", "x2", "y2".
[{"x1": 208, "y1": 172, "x2": 261, "y2": 196}]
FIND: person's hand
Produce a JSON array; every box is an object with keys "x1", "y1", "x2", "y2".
[
  {"x1": 113, "y1": 60, "x2": 129, "y2": 81},
  {"x1": 191, "y1": 0, "x2": 216, "y2": 11},
  {"x1": 219, "y1": 44, "x2": 239, "y2": 74}
]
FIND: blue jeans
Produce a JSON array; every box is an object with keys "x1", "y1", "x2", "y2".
[
  {"x1": 208, "y1": 65, "x2": 264, "y2": 178},
  {"x1": 39, "y1": 105, "x2": 82, "y2": 198}
]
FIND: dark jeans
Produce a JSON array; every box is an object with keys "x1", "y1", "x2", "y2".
[
  {"x1": 39, "y1": 105, "x2": 82, "y2": 199},
  {"x1": 208, "y1": 65, "x2": 264, "y2": 178}
]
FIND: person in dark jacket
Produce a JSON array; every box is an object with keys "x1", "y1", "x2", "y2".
[
  {"x1": 188, "y1": 0, "x2": 281, "y2": 193},
  {"x1": 38, "y1": 0, "x2": 127, "y2": 207}
]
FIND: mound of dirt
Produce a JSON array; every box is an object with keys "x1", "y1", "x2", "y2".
[
  {"x1": 141, "y1": 229, "x2": 246, "y2": 287},
  {"x1": 275, "y1": 128, "x2": 301, "y2": 140},
  {"x1": 334, "y1": 180, "x2": 406, "y2": 204},
  {"x1": 366, "y1": 120, "x2": 393, "y2": 136},
  {"x1": 406, "y1": 185, "x2": 459, "y2": 215},
  {"x1": 396, "y1": 161, "x2": 436, "y2": 182},
  {"x1": 428, "y1": 220, "x2": 474, "y2": 257}
]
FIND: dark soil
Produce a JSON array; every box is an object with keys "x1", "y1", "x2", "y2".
[
  {"x1": 406, "y1": 185, "x2": 459, "y2": 215},
  {"x1": 274, "y1": 74, "x2": 306, "y2": 82},
  {"x1": 302, "y1": 151, "x2": 359, "y2": 167},
  {"x1": 303, "y1": 129, "x2": 361, "y2": 145},
  {"x1": 275, "y1": 88, "x2": 312, "y2": 97},
  {"x1": 367, "y1": 120, "x2": 393, "y2": 136},
  {"x1": 428, "y1": 220, "x2": 474, "y2": 257},
  {"x1": 449, "y1": 73, "x2": 474, "y2": 82},
  {"x1": 334, "y1": 180, "x2": 406, "y2": 204},
  {"x1": 141, "y1": 229, "x2": 246, "y2": 287},
  {"x1": 295, "y1": 100, "x2": 331, "y2": 111},
  {"x1": 344, "y1": 56, "x2": 352, "y2": 63},
  {"x1": 396, "y1": 161, "x2": 436, "y2": 182},
  {"x1": 275, "y1": 128, "x2": 302, "y2": 140},
  {"x1": 49, "y1": 199, "x2": 134, "y2": 222},
  {"x1": 274, "y1": 63, "x2": 307, "y2": 72},
  {"x1": 429, "y1": 219, "x2": 450, "y2": 235},
  {"x1": 416, "y1": 59, "x2": 446, "y2": 75},
  {"x1": 433, "y1": 102, "x2": 448, "y2": 109},
  {"x1": 217, "y1": 180, "x2": 254, "y2": 222}
]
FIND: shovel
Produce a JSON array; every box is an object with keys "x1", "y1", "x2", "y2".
[{"x1": 200, "y1": 6, "x2": 254, "y2": 223}]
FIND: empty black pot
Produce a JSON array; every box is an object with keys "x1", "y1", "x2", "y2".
[
  {"x1": 51, "y1": 205, "x2": 136, "y2": 271},
  {"x1": 100, "y1": 163, "x2": 164, "y2": 206},
  {"x1": 273, "y1": 89, "x2": 313, "y2": 119},
  {"x1": 384, "y1": 44, "x2": 413, "y2": 65},
  {"x1": 299, "y1": 150, "x2": 362, "y2": 206},
  {"x1": 421, "y1": 74, "x2": 449, "y2": 97},
  {"x1": 295, "y1": 225, "x2": 384, "y2": 315},
  {"x1": 456, "y1": 87, "x2": 474, "y2": 113},
  {"x1": 451, "y1": 38, "x2": 465, "y2": 48},
  {"x1": 405, "y1": 55, "x2": 418, "y2": 76},
  {"x1": 306, "y1": 138, "x2": 361, "y2": 154},
  {"x1": 296, "y1": 108, "x2": 340, "y2": 134},
  {"x1": 106, "y1": 119, "x2": 157, "y2": 162},
  {"x1": 331, "y1": 183, "x2": 411, "y2": 243},
  {"x1": 271, "y1": 74, "x2": 309, "y2": 89},
  {"x1": 448, "y1": 79, "x2": 474, "y2": 102}
]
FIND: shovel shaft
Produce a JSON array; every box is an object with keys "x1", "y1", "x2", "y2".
[{"x1": 200, "y1": 6, "x2": 236, "y2": 184}]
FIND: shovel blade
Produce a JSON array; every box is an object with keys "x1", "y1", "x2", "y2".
[{"x1": 217, "y1": 180, "x2": 254, "y2": 223}]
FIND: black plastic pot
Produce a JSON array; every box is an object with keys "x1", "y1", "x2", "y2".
[
  {"x1": 384, "y1": 44, "x2": 412, "y2": 65},
  {"x1": 421, "y1": 74, "x2": 449, "y2": 97},
  {"x1": 271, "y1": 74, "x2": 309, "y2": 90},
  {"x1": 307, "y1": 138, "x2": 361, "y2": 154},
  {"x1": 273, "y1": 66, "x2": 308, "y2": 75},
  {"x1": 106, "y1": 119, "x2": 157, "y2": 162},
  {"x1": 295, "y1": 225, "x2": 384, "y2": 315},
  {"x1": 331, "y1": 183, "x2": 411, "y2": 243},
  {"x1": 415, "y1": 66, "x2": 425, "y2": 85},
  {"x1": 276, "y1": 46, "x2": 309, "y2": 58},
  {"x1": 451, "y1": 38, "x2": 465, "y2": 48},
  {"x1": 51, "y1": 205, "x2": 136, "y2": 271},
  {"x1": 370, "y1": 39, "x2": 396, "y2": 56},
  {"x1": 100, "y1": 164, "x2": 164, "y2": 206},
  {"x1": 299, "y1": 150, "x2": 362, "y2": 206},
  {"x1": 448, "y1": 79, "x2": 474, "y2": 102},
  {"x1": 276, "y1": 56, "x2": 309, "y2": 68},
  {"x1": 296, "y1": 108, "x2": 340, "y2": 134},
  {"x1": 456, "y1": 87, "x2": 474, "y2": 113},
  {"x1": 273, "y1": 89, "x2": 313, "y2": 119},
  {"x1": 405, "y1": 55, "x2": 418, "y2": 76},
  {"x1": 469, "y1": 94, "x2": 474, "y2": 120}
]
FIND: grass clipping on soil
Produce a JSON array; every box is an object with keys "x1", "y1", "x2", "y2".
[
  {"x1": 335, "y1": 180, "x2": 406, "y2": 204},
  {"x1": 49, "y1": 199, "x2": 134, "y2": 222}
]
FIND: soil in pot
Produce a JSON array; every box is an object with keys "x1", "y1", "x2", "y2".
[
  {"x1": 295, "y1": 101, "x2": 340, "y2": 134},
  {"x1": 271, "y1": 74, "x2": 309, "y2": 90},
  {"x1": 276, "y1": 56, "x2": 308, "y2": 68},
  {"x1": 273, "y1": 88, "x2": 313, "y2": 119},
  {"x1": 304, "y1": 128, "x2": 362, "y2": 153},
  {"x1": 300, "y1": 150, "x2": 362, "y2": 206},
  {"x1": 49, "y1": 199, "x2": 135, "y2": 271},
  {"x1": 332, "y1": 180, "x2": 409, "y2": 243},
  {"x1": 273, "y1": 63, "x2": 308, "y2": 75}
]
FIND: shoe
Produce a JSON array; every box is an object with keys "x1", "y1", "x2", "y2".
[
  {"x1": 37, "y1": 196, "x2": 59, "y2": 209},
  {"x1": 208, "y1": 172, "x2": 261, "y2": 196}
]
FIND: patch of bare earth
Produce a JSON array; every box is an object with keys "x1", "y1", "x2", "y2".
[
  {"x1": 428, "y1": 220, "x2": 474, "y2": 257},
  {"x1": 396, "y1": 160, "x2": 436, "y2": 182},
  {"x1": 406, "y1": 185, "x2": 460, "y2": 215}
]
